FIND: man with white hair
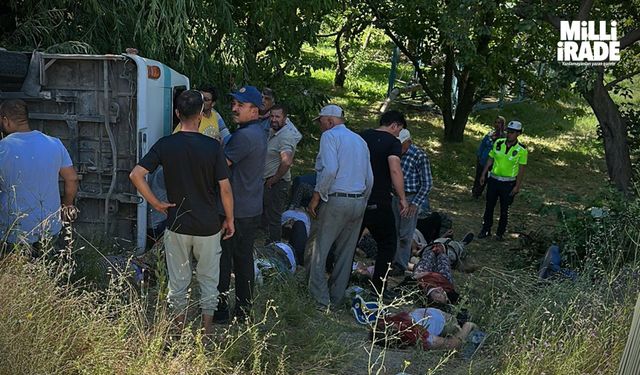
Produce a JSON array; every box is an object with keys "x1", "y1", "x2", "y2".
[
  {"x1": 392, "y1": 129, "x2": 433, "y2": 272},
  {"x1": 478, "y1": 120, "x2": 528, "y2": 241},
  {"x1": 307, "y1": 104, "x2": 373, "y2": 309}
]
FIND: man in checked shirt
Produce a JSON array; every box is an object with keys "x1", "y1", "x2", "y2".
[{"x1": 392, "y1": 129, "x2": 433, "y2": 273}]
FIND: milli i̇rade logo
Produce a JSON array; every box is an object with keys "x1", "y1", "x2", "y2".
[{"x1": 557, "y1": 21, "x2": 620, "y2": 66}]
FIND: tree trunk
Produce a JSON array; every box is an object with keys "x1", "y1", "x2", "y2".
[
  {"x1": 583, "y1": 70, "x2": 633, "y2": 193},
  {"x1": 443, "y1": 99, "x2": 475, "y2": 142},
  {"x1": 443, "y1": 61, "x2": 477, "y2": 143},
  {"x1": 334, "y1": 28, "x2": 347, "y2": 87}
]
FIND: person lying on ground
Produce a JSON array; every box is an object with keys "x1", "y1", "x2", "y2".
[
  {"x1": 370, "y1": 306, "x2": 478, "y2": 351},
  {"x1": 280, "y1": 207, "x2": 310, "y2": 266},
  {"x1": 254, "y1": 241, "x2": 297, "y2": 284},
  {"x1": 396, "y1": 232, "x2": 473, "y2": 305},
  {"x1": 412, "y1": 231, "x2": 474, "y2": 272},
  {"x1": 538, "y1": 244, "x2": 577, "y2": 281}
]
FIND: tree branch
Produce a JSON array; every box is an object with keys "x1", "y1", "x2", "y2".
[
  {"x1": 577, "y1": 0, "x2": 594, "y2": 21},
  {"x1": 605, "y1": 69, "x2": 640, "y2": 90},
  {"x1": 364, "y1": 0, "x2": 441, "y2": 104},
  {"x1": 317, "y1": 31, "x2": 341, "y2": 38},
  {"x1": 544, "y1": 13, "x2": 561, "y2": 30},
  {"x1": 513, "y1": 0, "x2": 560, "y2": 30},
  {"x1": 620, "y1": 27, "x2": 640, "y2": 50}
]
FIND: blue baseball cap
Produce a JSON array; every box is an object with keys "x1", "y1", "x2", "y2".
[{"x1": 230, "y1": 86, "x2": 263, "y2": 108}]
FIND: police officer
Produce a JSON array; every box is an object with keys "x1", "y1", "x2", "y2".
[{"x1": 478, "y1": 120, "x2": 528, "y2": 241}]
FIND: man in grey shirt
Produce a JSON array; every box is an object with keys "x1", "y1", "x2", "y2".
[
  {"x1": 307, "y1": 104, "x2": 373, "y2": 309},
  {"x1": 263, "y1": 104, "x2": 302, "y2": 243}
]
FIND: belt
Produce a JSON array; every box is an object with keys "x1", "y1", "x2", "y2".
[
  {"x1": 490, "y1": 174, "x2": 516, "y2": 182},
  {"x1": 328, "y1": 192, "x2": 364, "y2": 198},
  {"x1": 265, "y1": 176, "x2": 286, "y2": 182}
]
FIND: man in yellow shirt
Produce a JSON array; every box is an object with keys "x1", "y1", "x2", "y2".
[
  {"x1": 174, "y1": 85, "x2": 231, "y2": 144},
  {"x1": 478, "y1": 120, "x2": 528, "y2": 241}
]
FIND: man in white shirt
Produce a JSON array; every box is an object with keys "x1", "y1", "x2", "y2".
[{"x1": 307, "y1": 104, "x2": 373, "y2": 309}]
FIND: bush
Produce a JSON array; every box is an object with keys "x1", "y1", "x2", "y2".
[
  {"x1": 559, "y1": 189, "x2": 640, "y2": 273},
  {"x1": 0, "y1": 250, "x2": 352, "y2": 375},
  {"x1": 461, "y1": 194, "x2": 640, "y2": 374}
]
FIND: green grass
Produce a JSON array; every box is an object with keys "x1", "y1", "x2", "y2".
[{"x1": 292, "y1": 37, "x2": 636, "y2": 374}]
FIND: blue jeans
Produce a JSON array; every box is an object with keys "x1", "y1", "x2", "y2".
[{"x1": 417, "y1": 196, "x2": 431, "y2": 219}]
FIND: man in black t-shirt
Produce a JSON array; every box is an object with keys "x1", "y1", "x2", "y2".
[
  {"x1": 130, "y1": 90, "x2": 234, "y2": 336},
  {"x1": 360, "y1": 110, "x2": 409, "y2": 295}
]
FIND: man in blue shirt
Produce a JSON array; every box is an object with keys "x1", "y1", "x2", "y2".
[
  {"x1": 307, "y1": 104, "x2": 373, "y2": 309},
  {"x1": 215, "y1": 86, "x2": 268, "y2": 323},
  {"x1": 0, "y1": 99, "x2": 78, "y2": 256},
  {"x1": 392, "y1": 129, "x2": 432, "y2": 272}
]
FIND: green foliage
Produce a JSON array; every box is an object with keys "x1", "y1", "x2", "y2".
[
  {"x1": 361, "y1": 0, "x2": 552, "y2": 141},
  {"x1": 560, "y1": 188, "x2": 640, "y2": 274},
  {"x1": 467, "y1": 267, "x2": 637, "y2": 375},
  {"x1": 267, "y1": 77, "x2": 331, "y2": 145},
  {"x1": 0, "y1": 253, "x2": 354, "y2": 374},
  {"x1": 463, "y1": 192, "x2": 640, "y2": 374},
  {"x1": 1, "y1": 0, "x2": 337, "y2": 93}
]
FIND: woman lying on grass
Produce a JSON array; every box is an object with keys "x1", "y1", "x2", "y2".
[{"x1": 391, "y1": 234, "x2": 469, "y2": 307}]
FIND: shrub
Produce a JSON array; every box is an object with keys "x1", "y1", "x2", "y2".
[
  {"x1": 462, "y1": 193, "x2": 640, "y2": 374},
  {"x1": 0, "y1": 250, "x2": 352, "y2": 375}
]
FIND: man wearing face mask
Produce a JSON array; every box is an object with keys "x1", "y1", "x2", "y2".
[
  {"x1": 214, "y1": 85, "x2": 268, "y2": 323},
  {"x1": 262, "y1": 104, "x2": 302, "y2": 243}
]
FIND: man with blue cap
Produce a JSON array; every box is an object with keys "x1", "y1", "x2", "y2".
[{"x1": 214, "y1": 85, "x2": 268, "y2": 323}]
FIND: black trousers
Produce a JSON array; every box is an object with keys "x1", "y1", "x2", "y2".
[
  {"x1": 360, "y1": 202, "x2": 397, "y2": 292},
  {"x1": 472, "y1": 161, "x2": 488, "y2": 198},
  {"x1": 481, "y1": 178, "x2": 516, "y2": 236},
  {"x1": 217, "y1": 215, "x2": 261, "y2": 317},
  {"x1": 288, "y1": 220, "x2": 307, "y2": 266},
  {"x1": 262, "y1": 179, "x2": 290, "y2": 243}
]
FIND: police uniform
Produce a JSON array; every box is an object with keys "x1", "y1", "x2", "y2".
[{"x1": 480, "y1": 136, "x2": 528, "y2": 238}]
